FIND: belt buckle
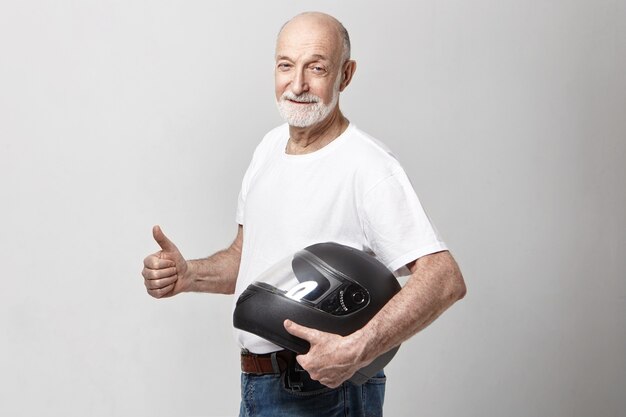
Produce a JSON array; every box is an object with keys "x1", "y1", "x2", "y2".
[{"x1": 285, "y1": 358, "x2": 304, "y2": 392}]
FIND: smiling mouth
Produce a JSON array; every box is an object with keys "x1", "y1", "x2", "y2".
[{"x1": 288, "y1": 99, "x2": 315, "y2": 104}]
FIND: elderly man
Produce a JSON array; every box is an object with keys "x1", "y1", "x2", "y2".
[{"x1": 142, "y1": 11, "x2": 466, "y2": 417}]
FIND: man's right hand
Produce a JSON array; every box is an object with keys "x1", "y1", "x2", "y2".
[{"x1": 142, "y1": 225, "x2": 190, "y2": 298}]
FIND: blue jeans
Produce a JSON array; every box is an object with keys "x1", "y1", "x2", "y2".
[{"x1": 239, "y1": 370, "x2": 386, "y2": 417}]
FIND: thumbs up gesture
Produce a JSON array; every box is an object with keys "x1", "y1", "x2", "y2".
[{"x1": 142, "y1": 225, "x2": 190, "y2": 298}]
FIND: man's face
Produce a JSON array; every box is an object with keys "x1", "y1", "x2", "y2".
[{"x1": 274, "y1": 17, "x2": 344, "y2": 128}]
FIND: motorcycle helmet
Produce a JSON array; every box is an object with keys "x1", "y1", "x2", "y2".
[{"x1": 233, "y1": 242, "x2": 402, "y2": 384}]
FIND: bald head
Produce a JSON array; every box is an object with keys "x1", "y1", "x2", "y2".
[{"x1": 277, "y1": 12, "x2": 351, "y2": 63}]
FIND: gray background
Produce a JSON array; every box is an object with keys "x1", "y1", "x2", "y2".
[{"x1": 1, "y1": 1, "x2": 624, "y2": 416}]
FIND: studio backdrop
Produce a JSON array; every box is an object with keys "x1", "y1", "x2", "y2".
[{"x1": 1, "y1": 1, "x2": 624, "y2": 416}]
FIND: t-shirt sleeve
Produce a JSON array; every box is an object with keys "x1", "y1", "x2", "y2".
[
  {"x1": 236, "y1": 128, "x2": 280, "y2": 225},
  {"x1": 236, "y1": 145, "x2": 261, "y2": 226},
  {"x1": 236, "y1": 155, "x2": 256, "y2": 226},
  {"x1": 235, "y1": 190, "x2": 245, "y2": 225},
  {"x1": 360, "y1": 168, "x2": 448, "y2": 272}
]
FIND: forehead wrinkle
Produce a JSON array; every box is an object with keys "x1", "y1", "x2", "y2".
[
  {"x1": 276, "y1": 53, "x2": 331, "y2": 63},
  {"x1": 276, "y1": 39, "x2": 337, "y2": 64}
]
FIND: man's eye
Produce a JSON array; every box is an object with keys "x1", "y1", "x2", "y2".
[
  {"x1": 310, "y1": 66, "x2": 326, "y2": 73},
  {"x1": 277, "y1": 63, "x2": 292, "y2": 71}
]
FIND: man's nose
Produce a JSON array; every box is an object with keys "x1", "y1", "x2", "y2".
[{"x1": 290, "y1": 70, "x2": 309, "y2": 95}]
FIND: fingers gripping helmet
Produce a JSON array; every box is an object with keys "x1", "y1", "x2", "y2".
[{"x1": 233, "y1": 242, "x2": 402, "y2": 384}]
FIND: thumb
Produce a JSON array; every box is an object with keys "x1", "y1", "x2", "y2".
[
  {"x1": 152, "y1": 225, "x2": 178, "y2": 252},
  {"x1": 284, "y1": 320, "x2": 320, "y2": 342}
]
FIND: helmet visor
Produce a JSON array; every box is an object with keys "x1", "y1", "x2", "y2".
[{"x1": 252, "y1": 249, "x2": 370, "y2": 315}]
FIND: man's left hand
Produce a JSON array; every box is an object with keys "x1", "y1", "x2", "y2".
[{"x1": 283, "y1": 319, "x2": 366, "y2": 388}]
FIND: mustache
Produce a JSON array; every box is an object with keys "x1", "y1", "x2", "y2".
[{"x1": 280, "y1": 91, "x2": 321, "y2": 104}]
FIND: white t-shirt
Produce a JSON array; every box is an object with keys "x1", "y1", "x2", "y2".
[{"x1": 234, "y1": 123, "x2": 447, "y2": 353}]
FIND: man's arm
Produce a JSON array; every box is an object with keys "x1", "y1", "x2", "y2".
[
  {"x1": 142, "y1": 225, "x2": 243, "y2": 298},
  {"x1": 284, "y1": 250, "x2": 466, "y2": 388}
]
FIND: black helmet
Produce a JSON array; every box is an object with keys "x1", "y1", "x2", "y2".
[{"x1": 233, "y1": 242, "x2": 401, "y2": 384}]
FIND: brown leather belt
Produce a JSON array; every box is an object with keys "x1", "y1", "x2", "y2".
[{"x1": 240, "y1": 349, "x2": 293, "y2": 375}]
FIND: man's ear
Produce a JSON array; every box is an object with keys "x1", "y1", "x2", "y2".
[{"x1": 339, "y1": 60, "x2": 357, "y2": 92}]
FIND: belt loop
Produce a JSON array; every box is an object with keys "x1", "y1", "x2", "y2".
[
  {"x1": 254, "y1": 356, "x2": 261, "y2": 374},
  {"x1": 270, "y1": 352, "x2": 280, "y2": 374}
]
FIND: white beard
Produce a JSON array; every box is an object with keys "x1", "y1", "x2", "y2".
[{"x1": 276, "y1": 88, "x2": 340, "y2": 128}]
